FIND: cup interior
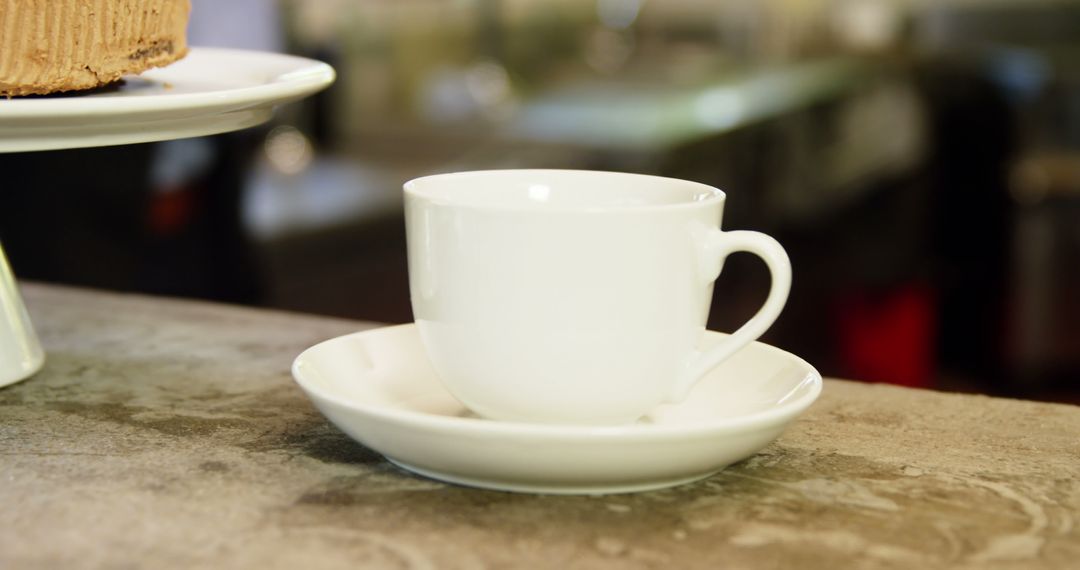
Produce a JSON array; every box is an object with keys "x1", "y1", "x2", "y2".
[{"x1": 404, "y1": 170, "x2": 724, "y2": 211}]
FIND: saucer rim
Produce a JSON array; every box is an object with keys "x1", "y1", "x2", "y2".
[
  {"x1": 386, "y1": 457, "x2": 722, "y2": 495},
  {"x1": 292, "y1": 323, "x2": 823, "y2": 439}
]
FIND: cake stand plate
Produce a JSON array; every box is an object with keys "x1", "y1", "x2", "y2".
[
  {"x1": 0, "y1": 47, "x2": 335, "y2": 153},
  {"x1": 0, "y1": 47, "x2": 333, "y2": 387}
]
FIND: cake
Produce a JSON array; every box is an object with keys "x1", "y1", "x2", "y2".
[{"x1": 0, "y1": 0, "x2": 191, "y2": 96}]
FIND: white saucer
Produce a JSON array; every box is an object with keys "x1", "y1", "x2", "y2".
[
  {"x1": 292, "y1": 324, "x2": 821, "y2": 495},
  {"x1": 0, "y1": 47, "x2": 335, "y2": 152}
]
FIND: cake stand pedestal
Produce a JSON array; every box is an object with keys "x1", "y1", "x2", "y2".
[{"x1": 0, "y1": 47, "x2": 334, "y2": 387}]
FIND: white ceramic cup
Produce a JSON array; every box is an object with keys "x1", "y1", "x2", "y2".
[{"x1": 405, "y1": 170, "x2": 791, "y2": 425}]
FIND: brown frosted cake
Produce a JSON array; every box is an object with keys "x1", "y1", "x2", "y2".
[{"x1": 0, "y1": 0, "x2": 191, "y2": 96}]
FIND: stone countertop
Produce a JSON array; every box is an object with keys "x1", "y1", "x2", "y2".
[{"x1": 2, "y1": 284, "x2": 1078, "y2": 569}]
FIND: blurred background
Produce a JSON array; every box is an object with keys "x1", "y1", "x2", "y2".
[{"x1": 2, "y1": 0, "x2": 1078, "y2": 402}]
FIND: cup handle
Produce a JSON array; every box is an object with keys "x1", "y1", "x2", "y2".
[{"x1": 669, "y1": 228, "x2": 791, "y2": 402}]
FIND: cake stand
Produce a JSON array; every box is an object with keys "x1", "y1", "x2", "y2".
[{"x1": 0, "y1": 47, "x2": 335, "y2": 387}]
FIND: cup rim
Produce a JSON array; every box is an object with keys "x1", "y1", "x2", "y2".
[{"x1": 403, "y1": 169, "x2": 726, "y2": 213}]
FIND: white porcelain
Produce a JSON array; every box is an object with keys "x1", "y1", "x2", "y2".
[
  {"x1": 292, "y1": 324, "x2": 821, "y2": 494},
  {"x1": 0, "y1": 246, "x2": 44, "y2": 388},
  {"x1": 0, "y1": 47, "x2": 335, "y2": 153},
  {"x1": 405, "y1": 170, "x2": 791, "y2": 425}
]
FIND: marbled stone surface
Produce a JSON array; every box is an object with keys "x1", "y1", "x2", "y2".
[{"x1": 1, "y1": 283, "x2": 1078, "y2": 569}]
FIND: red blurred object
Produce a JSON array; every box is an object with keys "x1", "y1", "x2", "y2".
[
  {"x1": 835, "y1": 283, "x2": 937, "y2": 388},
  {"x1": 147, "y1": 184, "x2": 200, "y2": 236}
]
